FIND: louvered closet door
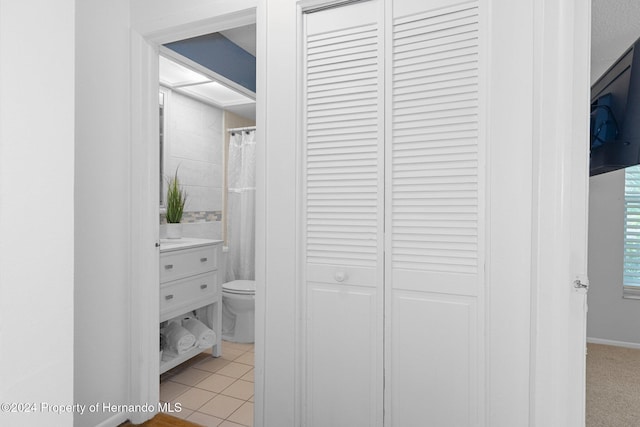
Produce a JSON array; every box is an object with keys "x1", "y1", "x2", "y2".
[
  {"x1": 303, "y1": 1, "x2": 384, "y2": 426},
  {"x1": 387, "y1": 1, "x2": 483, "y2": 426}
]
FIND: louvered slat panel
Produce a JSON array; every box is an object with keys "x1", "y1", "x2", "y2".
[
  {"x1": 306, "y1": 22, "x2": 379, "y2": 268},
  {"x1": 392, "y1": 4, "x2": 479, "y2": 275}
]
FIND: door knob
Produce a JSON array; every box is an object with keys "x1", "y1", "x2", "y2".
[{"x1": 334, "y1": 271, "x2": 348, "y2": 282}]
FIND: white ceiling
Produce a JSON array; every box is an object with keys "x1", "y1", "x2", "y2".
[
  {"x1": 591, "y1": 0, "x2": 640, "y2": 83},
  {"x1": 220, "y1": 24, "x2": 257, "y2": 57}
]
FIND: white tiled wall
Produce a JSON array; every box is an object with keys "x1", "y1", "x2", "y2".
[{"x1": 162, "y1": 88, "x2": 224, "y2": 240}]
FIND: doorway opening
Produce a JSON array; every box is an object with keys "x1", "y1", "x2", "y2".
[
  {"x1": 156, "y1": 28, "x2": 258, "y2": 426},
  {"x1": 587, "y1": 1, "x2": 640, "y2": 424}
]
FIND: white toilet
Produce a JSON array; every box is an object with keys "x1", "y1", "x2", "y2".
[{"x1": 221, "y1": 280, "x2": 256, "y2": 343}]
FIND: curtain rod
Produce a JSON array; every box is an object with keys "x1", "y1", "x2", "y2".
[{"x1": 227, "y1": 126, "x2": 256, "y2": 133}]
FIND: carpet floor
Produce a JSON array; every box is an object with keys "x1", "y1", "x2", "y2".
[{"x1": 587, "y1": 343, "x2": 640, "y2": 426}]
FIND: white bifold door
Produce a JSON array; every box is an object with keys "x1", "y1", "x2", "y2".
[{"x1": 302, "y1": 0, "x2": 483, "y2": 426}]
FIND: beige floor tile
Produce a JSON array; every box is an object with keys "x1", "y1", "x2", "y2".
[
  {"x1": 187, "y1": 411, "x2": 225, "y2": 427},
  {"x1": 171, "y1": 408, "x2": 194, "y2": 420},
  {"x1": 172, "y1": 387, "x2": 217, "y2": 411},
  {"x1": 196, "y1": 356, "x2": 232, "y2": 373},
  {"x1": 199, "y1": 394, "x2": 245, "y2": 419},
  {"x1": 162, "y1": 353, "x2": 211, "y2": 378},
  {"x1": 240, "y1": 369, "x2": 254, "y2": 383},
  {"x1": 221, "y1": 380, "x2": 254, "y2": 400},
  {"x1": 221, "y1": 348, "x2": 245, "y2": 361},
  {"x1": 160, "y1": 381, "x2": 190, "y2": 402},
  {"x1": 159, "y1": 340, "x2": 256, "y2": 427},
  {"x1": 170, "y1": 367, "x2": 213, "y2": 387},
  {"x1": 196, "y1": 373, "x2": 237, "y2": 393},
  {"x1": 216, "y1": 362, "x2": 253, "y2": 379},
  {"x1": 222, "y1": 341, "x2": 254, "y2": 352},
  {"x1": 234, "y1": 352, "x2": 254, "y2": 366},
  {"x1": 228, "y1": 401, "x2": 254, "y2": 427}
]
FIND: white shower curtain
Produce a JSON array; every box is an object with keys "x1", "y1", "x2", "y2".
[{"x1": 226, "y1": 129, "x2": 256, "y2": 281}]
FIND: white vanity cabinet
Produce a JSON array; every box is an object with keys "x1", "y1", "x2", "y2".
[{"x1": 159, "y1": 238, "x2": 223, "y2": 374}]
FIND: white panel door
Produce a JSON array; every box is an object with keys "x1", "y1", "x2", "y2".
[
  {"x1": 303, "y1": 1, "x2": 384, "y2": 426},
  {"x1": 387, "y1": 1, "x2": 483, "y2": 425},
  {"x1": 392, "y1": 292, "x2": 477, "y2": 426}
]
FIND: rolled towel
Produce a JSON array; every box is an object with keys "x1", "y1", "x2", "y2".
[
  {"x1": 162, "y1": 321, "x2": 196, "y2": 354},
  {"x1": 182, "y1": 317, "x2": 217, "y2": 349}
]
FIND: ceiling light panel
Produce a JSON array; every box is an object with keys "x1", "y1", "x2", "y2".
[
  {"x1": 159, "y1": 56, "x2": 209, "y2": 87},
  {"x1": 179, "y1": 81, "x2": 255, "y2": 107}
]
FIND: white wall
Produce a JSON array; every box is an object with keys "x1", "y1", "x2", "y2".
[
  {"x1": 132, "y1": 0, "x2": 257, "y2": 43},
  {"x1": 0, "y1": 1, "x2": 75, "y2": 426},
  {"x1": 75, "y1": 1, "x2": 132, "y2": 426},
  {"x1": 587, "y1": 169, "x2": 640, "y2": 345},
  {"x1": 258, "y1": 0, "x2": 298, "y2": 424}
]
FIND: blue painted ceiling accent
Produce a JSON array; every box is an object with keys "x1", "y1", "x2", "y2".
[{"x1": 165, "y1": 33, "x2": 256, "y2": 93}]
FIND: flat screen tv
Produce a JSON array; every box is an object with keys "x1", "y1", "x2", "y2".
[{"x1": 590, "y1": 37, "x2": 640, "y2": 176}]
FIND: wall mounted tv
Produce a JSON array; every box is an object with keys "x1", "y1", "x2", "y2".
[{"x1": 590, "y1": 37, "x2": 640, "y2": 176}]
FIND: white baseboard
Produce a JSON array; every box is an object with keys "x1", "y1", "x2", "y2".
[
  {"x1": 587, "y1": 337, "x2": 640, "y2": 349},
  {"x1": 95, "y1": 412, "x2": 128, "y2": 427}
]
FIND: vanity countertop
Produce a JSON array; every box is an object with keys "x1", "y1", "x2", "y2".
[{"x1": 159, "y1": 237, "x2": 223, "y2": 253}]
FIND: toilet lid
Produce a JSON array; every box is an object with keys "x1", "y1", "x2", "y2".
[{"x1": 223, "y1": 280, "x2": 256, "y2": 294}]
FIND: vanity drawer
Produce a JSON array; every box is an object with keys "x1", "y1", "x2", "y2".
[
  {"x1": 160, "y1": 245, "x2": 218, "y2": 282},
  {"x1": 160, "y1": 271, "x2": 219, "y2": 319}
]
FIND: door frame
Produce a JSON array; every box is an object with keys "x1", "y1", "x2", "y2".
[
  {"x1": 529, "y1": 0, "x2": 590, "y2": 424},
  {"x1": 128, "y1": 5, "x2": 262, "y2": 425}
]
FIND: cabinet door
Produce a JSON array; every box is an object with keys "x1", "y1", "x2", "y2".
[
  {"x1": 303, "y1": 1, "x2": 384, "y2": 426},
  {"x1": 386, "y1": 0, "x2": 484, "y2": 426}
]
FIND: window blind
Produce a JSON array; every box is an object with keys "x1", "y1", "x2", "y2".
[{"x1": 624, "y1": 165, "x2": 640, "y2": 292}]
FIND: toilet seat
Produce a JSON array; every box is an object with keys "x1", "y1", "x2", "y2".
[{"x1": 223, "y1": 280, "x2": 256, "y2": 295}]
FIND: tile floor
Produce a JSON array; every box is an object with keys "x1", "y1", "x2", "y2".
[{"x1": 160, "y1": 341, "x2": 255, "y2": 427}]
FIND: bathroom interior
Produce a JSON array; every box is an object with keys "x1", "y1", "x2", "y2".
[{"x1": 156, "y1": 24, "x2": 258, "y2": 427}]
